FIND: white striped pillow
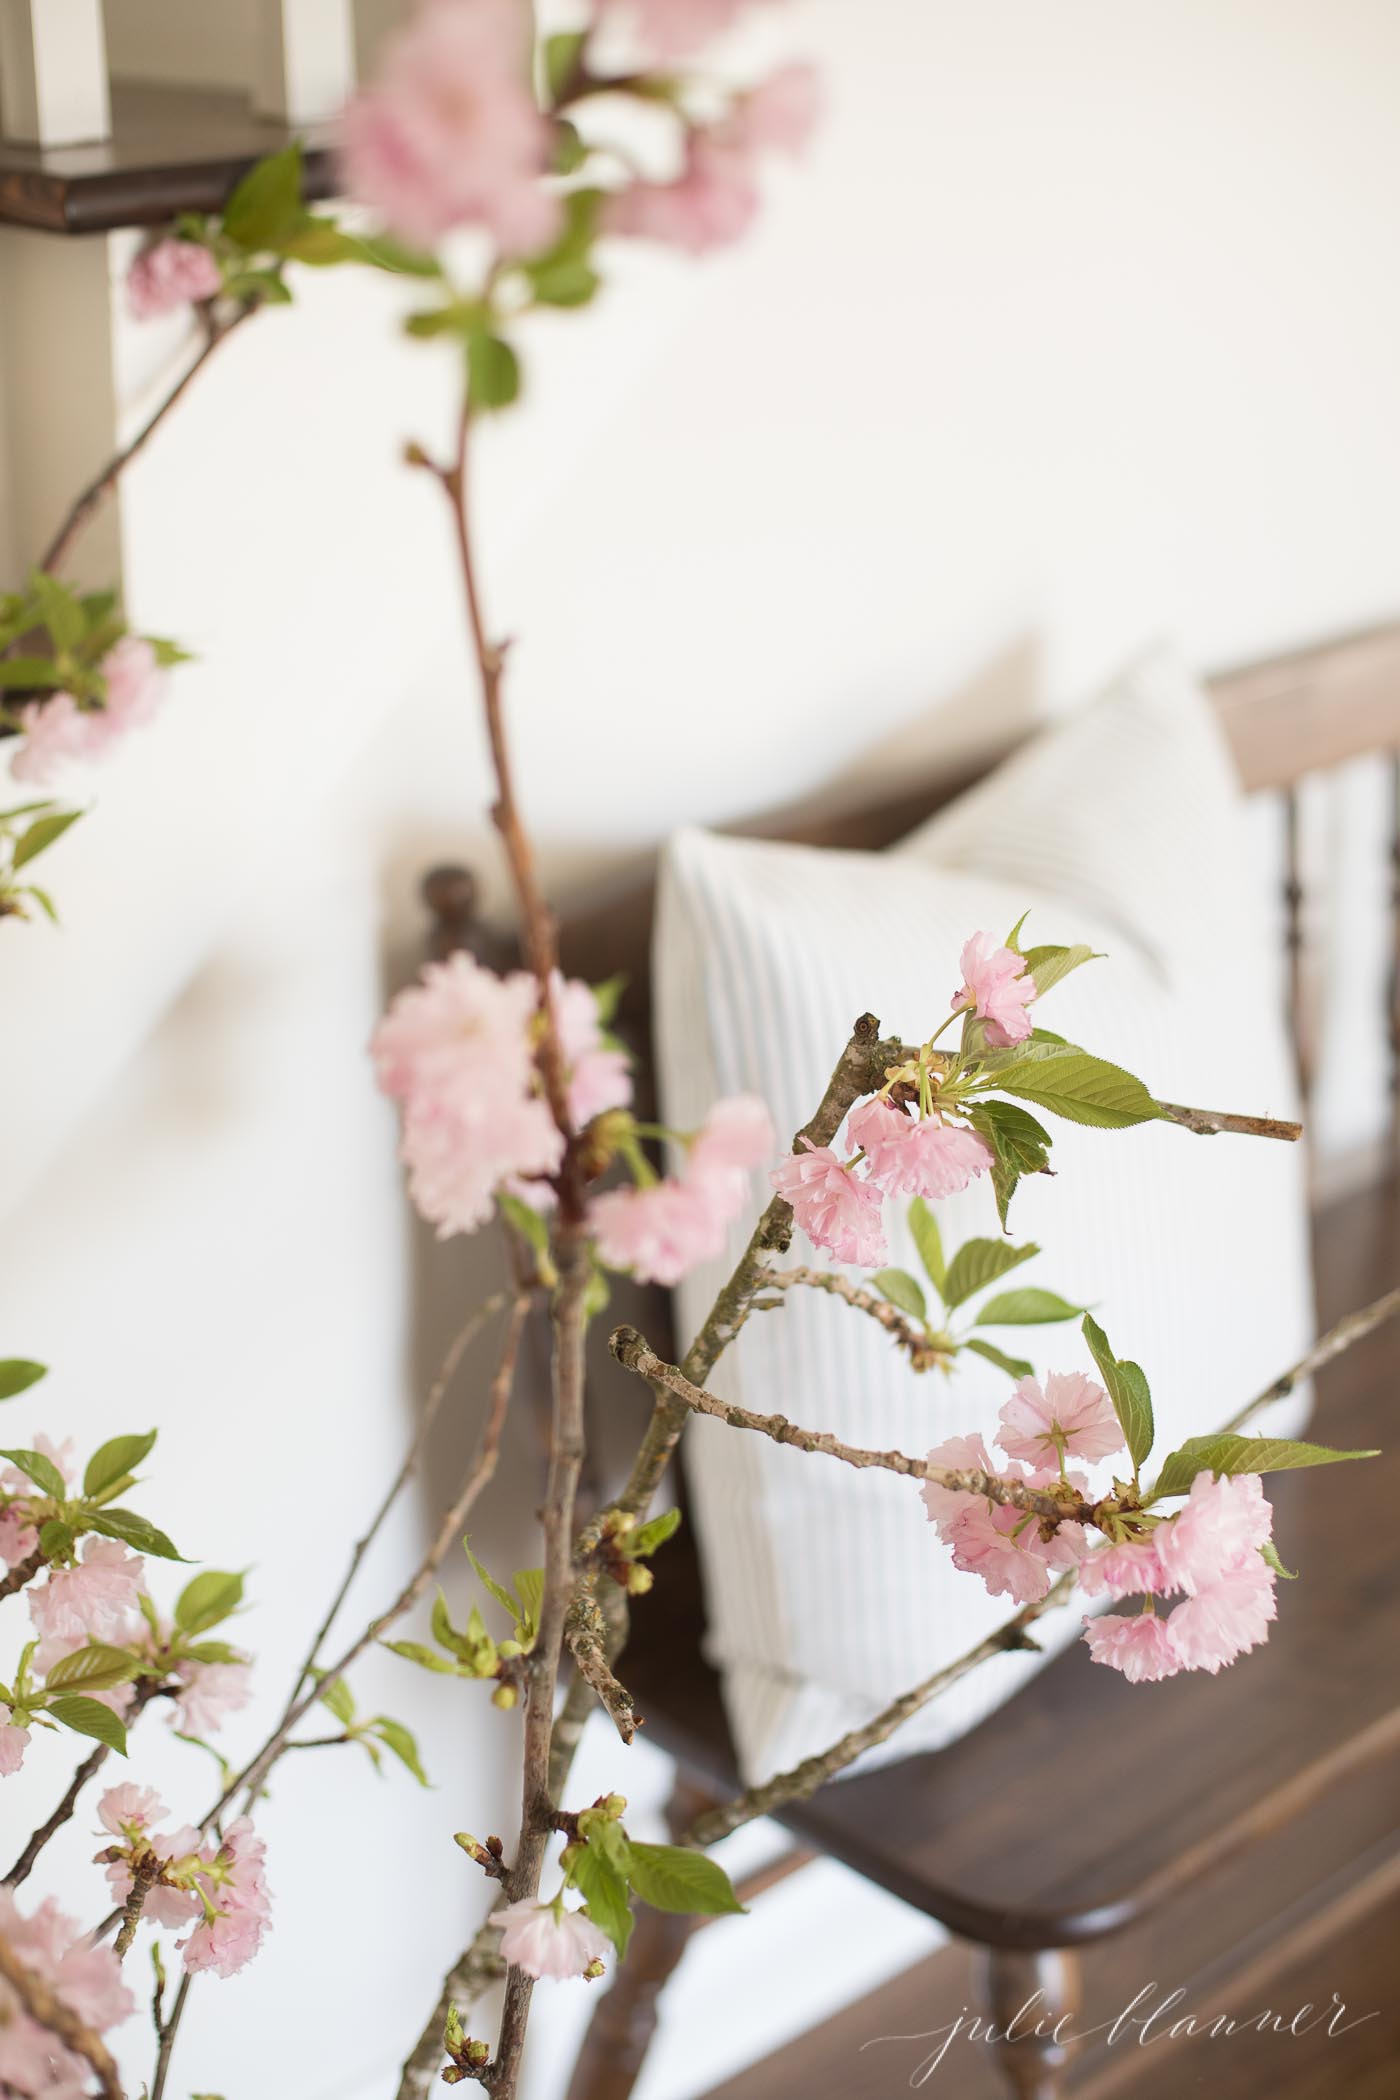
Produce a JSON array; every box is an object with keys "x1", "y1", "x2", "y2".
[{"x1": 654, "y1": 648, "x2": 1312, "y2": 1785}]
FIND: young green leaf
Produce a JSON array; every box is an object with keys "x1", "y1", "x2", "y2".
[
  {"x1": 465, "y1": 1544, "x2": 522, "y2": 1624},
  {"x1": 467, "y1": 333, "x2": 521, "y2": 411},
  {"x1": 47, "y1": 1695, "x2": 127, "y2": 1755},
  {"x1": 963, "y1": 1337, "x2": 1035, "y2": 1380},
  {"x1": 29, "y1": 570, "x2": 84, "y2": 652},
  {"x1": 83, "y1": 1431, "x2": 157, "y2": 1501},
  {"x1": 978, "y1": 1046, "x2": 1164, "y2": 1131},
  {"x1": 629, "y1": 1507, "x2": 682, "y2": 1559},
  {"x1": 498, "y1": 1193, "x2": 551, "y2": 1260},
  {"x1": 317, "y1": 1674, "x2": 357, "y2": 1727},
  {"x1": 871, "y1": 1267, "x2": 927, "y2": 1323},
  {"x1": 942, "y1": 1238, "x2": 1039, "y2": 1312},
  {"x1": 44, "y1": 1643, "x2": 139, "y2": 1694},
  {"x1": 383, "y1": 1638, "x2": 462, "y2": 1675},
  {"x1": 1260, "y1": 1540, "x2": 1299, "y2": 1580},
  {"x1": 223, "y1": 144, "x2": 306, "y2": 252},
  {"x1": 510, "y1": 1568, "x2": 544, "y2": 1643},
  {"x1": 1081, "y1": 1314, "x2": 1154, "y2": 1474},
  {"x1": 1153, "y1": 1434, "x2": 1379, "y2": 1502},
  {"x1": 0, "y1": 659, "x2": 65, "y2": 690},
  {"x1": 371, "y1": 1716, "x2": 431, "y2": 1787},
  {"x1": 12, "y1": 810, "x2": 82, "y2": 872},
  {"x1": 966, "y1": 1099, "x2": 1053, "y2": 1230},
  {"x1": 543, "y1": 28, "x2": 588, "y2": 101},
  {"x1": 86, "y1": 1509, "x2": 184, "y2": 1560},
  {"x1": 38, "y1": 1518, "x2": 73, "y2": 1559},
  {"x1": 0, "y1": 1448, "x2": 66, "y2": 1499},
  {"x1": 175, "y1": 1569, "x2": 246, "y2": 1636},
  {"x1": 625, "y1": 1843, "x2": 745, "y2": 1918},
  {"x1": 906, "y1": 1198, "x2": 947, "y2": 1299},
  {"x1": 570, "y1": 1844, "x2": 633, "y2": 1959},
  {"x1": 0, "y1": 1360, "x2": 46, "y2": 1400},
  {"x1": 974, "y1": 1288, "x2": 1084, "y2": 1328},
  {"x1": 1022, "y1": 944, "x2": 1099, "y2": 998}
]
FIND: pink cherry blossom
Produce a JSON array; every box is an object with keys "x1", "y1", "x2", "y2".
[
  {"x1": 1167, "y1": 1557, "x2": 1277, "y2": 1673},
  {"x1": 606, "y1": 133, "x2": 761, "y2": 255},
  {"x1": 550, "y1": 974, "x2": 632, "y2": 1128},
  {"x1": 953, "y1": 931, "x2": 1037, "y2": 1047},
  {"x1": 0, "y1": 1714, "x2": 29, "y2": 1777},
  {"x1": 0, "y1": 1889, "x2": 132, "y2": 2096},
  {"x1": 1076, "y1": 1534, "x2": 1171, "y2": 1600},
  {"x1": 770, "y1": 1139, "x2": 887, "y2": 1267},
  {"x1": 0, "y1": 1508, "x2": 39, "y2": 1569},
  {"x1": 341, "y1": 0, "x2": 559, "y2": 256},
  {"x1": 97, "y1": 1784, "x2": 165, "y2": 1838},
  {"x1": 1154, "y1": 1471, "x2": 1273, "y2": 1596},
  {"x1": 10, "y1": 638, "x2": 166, "y2": 787},
  {"x1": 372, "y1": 953, "x2": 564, "y2": 1235},
  {"x1": 177, "y1": 1818, "x2": 272, "y2": 1977},
  {"x1": 1082, "y1": 1609, "x2": 1183, "y2": 1682},
  {"x1": 30, "y1": 1539, "x2": 145, "y2": 1645},
  {"x1": 727, "y1": 64, "x2": 821, "y2": 155},
  {"x1": 589, "y1": 1177, "x2": 724, "y2": 1286},
  {"x1": 595, "y1": 0, "x2": 783, "y2": 56},
  {"x1": 169, "y1": 1659, "x2": 253, "y2": 1737},
  {"x1": 919, "y1": 1432, "x2": 997, "y2": 1529},
  {"x1": 847, "y1": 1097, "x2": 993, "y2": 1200},
  {"x1": 496, "y1": 1898, "x2": 610, "y2": 1980},
  {"x1": 127, "y1": 238, "x2": 223, "y2": 320},
  {"x1": 688, "y1": 1093, "x2": 775, "y2": 1206},
  {"x1": 945, "y1": 1497, "x2": 1082, "y2": 1605},
  {"x1": 997, "y1": 1371, "x2": 1123, "y2": 1471}
]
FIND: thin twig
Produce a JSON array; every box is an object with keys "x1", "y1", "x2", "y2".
[
  {"x1": 609, "y1": 1326, "x2": 1087, "y2": 1523},
  {"x1": 38, "y1": 309, "x2": 251, "y2": 575},
  {"x1": 150, "y1": 1971, "x2": 191, "y2": 2100},
  {"x1": 6, "y1": 1683, "x2": 164, "y2": 1888},
  {"x1": 764, "y1": 1266, "x2": 950, "y2": 1369},
  {"x1": 0, "y1": 1548, "x2": 43, "y2": 1601},
  {"x1": 564, "y1": 1579, "x2": 637, "y2": 1746},
  {"x1": 283, "y1": 1290, "x2": 510, "y2": 1712},
  {"x1": 1156, "y1": 1100, "x2": 1302, "y2": 1142},
  {"x1": 1217, "y1": 1283, "x2": 1400, "y2": 1435},
  {"x1": 0, "y1": 1926, "x2": 126, "y2": 2098}
]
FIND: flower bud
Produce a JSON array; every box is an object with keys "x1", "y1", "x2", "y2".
[
  {"x1": 583, "y1": 1959, "x2": 606, "y2": 1982},
  {"x1": 600, "y1": 1794, "x2": 627, "y2": 1819},
  {"x1": 625, "y1": 1563, "x2": 653, "y2": 1596},
  {"x1": 491, "y1": 1682, "x2": 518, "y2": 1711},
  {"x1": 465, "y1": 2039, "x2": 491, "y2": 2067}
]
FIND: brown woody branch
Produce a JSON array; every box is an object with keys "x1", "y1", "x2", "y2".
[
  {"x1": 6, "y1": 1681, "x2": 165, "y2": 1888},
  {"x1": 763, "y1": 1266, "x2": 950, "y2": 1369},
  {"x1": 610, "y1": 1327, "x2": 1088, "y2": 1524},
  {"x1": 565, "y1": 1580, "x2": 638, "y2": 1746},
  {"x1": 0, "y1": 1926, "x2": 125, "y2": 2098},
  {"x1": 1156, "y1": 1100, "x2": 1302, "y2": 1142},
  {"x1": 0, "y1": 1548, "x2": 43, "y2": 1601}
]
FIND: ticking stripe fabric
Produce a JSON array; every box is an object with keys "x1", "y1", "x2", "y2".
[{"x1": 654, "y1": 648, "x2": 1313, "y2": 1787}]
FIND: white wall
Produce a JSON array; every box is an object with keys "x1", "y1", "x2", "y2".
[{"x1": 3, "y1": 3, "x2": 1400, "y2": 2094}]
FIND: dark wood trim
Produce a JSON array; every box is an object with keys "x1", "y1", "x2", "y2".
[{"x1": 0, "y1": 81, "x2": 338, "y2": 235}]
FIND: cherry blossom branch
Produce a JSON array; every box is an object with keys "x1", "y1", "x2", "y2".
[
  {"x1": 763, "y1": 1266, "x2": 950, "y2": 1368},
  {"x1": 609, "y1": 1326, "x2": 1087, "y2": 1523},
  {"x1": 0, "y1": 1549, "x2": 43, "y2": 1602},
  {"x1": 564, "y1": 1577, "x2": 638, "y2": 1746},
  {"x1": 6, "y1": 1683, "x2": 166, "y2": 1889},
  {"x1": 38, "y1": 306, "x2": 253, "y2": 576},
  {"x1": 0, "y1": 1925, "x2": 126, "y2": 2099},
  {"x1": 149, "y1": 1973, "x2": 190, "y2": 2100},
  {"x1": 1155, "y1": 1101, "x2": 1302, "y2": 1142},
  {"x1": 1217, "y1": 1283, "x2": 1400, "y2": 1435},
  {"x1": 283, "y1": 1289, "x2": 511, "y2": 1712}
]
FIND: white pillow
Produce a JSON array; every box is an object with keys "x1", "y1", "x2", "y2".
[{"x1": 653, "y1": 648, "x2": 1312, "y2": 1787}]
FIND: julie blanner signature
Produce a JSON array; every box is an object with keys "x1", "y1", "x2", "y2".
[{"x1": 863, "y1": 1984, "x2": 1380, "y2": 2086}]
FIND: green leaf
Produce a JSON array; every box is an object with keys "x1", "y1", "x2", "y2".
[
  {"x1": 1081, "y1": 1314, "x2": 1154, "y2": 1474},
  {"x1": 904, "y1": 1198, "x2": 947, "y2": 1298},
  {"x1": 978, "y1": 1045, "x2": 1164, "y2": 1131},
  {"x1": 467, "y1": 333, "x2": 521, "y2": 411},
  {"x1": 1260, "y1": 1540, "x2": 1299, "y2": 1580},
  {"x1": 0, "y1": 1360, "x2": 46, "y2": 1400},
  {"x1": 465, "y1": 1544, "x2": 520, "y2": 1624},
  {"x1": 12, "y1": 809, "x2": 81, "y2": 871},
  {"x1": 625, "y1": 1843, "x2": 745, "y2": 1918},
  {"x1": 175, "y1": 1569, "x2": 245, "y2": 1635},
  {"x1": 83, "y1": 1431, "x2": 157, "y2": 1500},
  {"x1": 872, "y1": 1267, "x2": 927, "y2": 1323},
  {"x1": 0, "y1": 1448, "x2": 66, "y2": 1499},
  {"x1": 20, "y1": 884, "x2": 59, "y2": 925},
  {"x1": 963, "y1": 1337, "x2": 1034, "y2": 1380},
  {"x1": 527, "y1": 259, "x2": 600, "y2": 309},
  {"x1": 182, "y1": 1640, "x2": 244, "y2": 1665},
  {"x1": 510, "y1": 1568, "x2": 544, "y2": 1643},
  {"x1": 350, "y1": 232, "x2": 442, "y2": 277},
  {"x1": 543, "y1": 28, "x2": 588, "y2": 102},
  {"x1": 592, "y1": 974, "x2": 627, "y2": 1026},
  {"x1": 629, "y1": 1507, "x2": 681, "y2": 1559},
  {"x1": 29, "y1": 570, "x2": 84, "y2": 651},
  {"x1": 85, "y1": 1508, "x2": 184, "y2": 1560},
  {"x1": 0, "y1": 658, "x2": 65, "y2": 690},
  {"x1": 966, "y1": 1099, "x2": 1053, "y2": 1230},
  {"x1": 280, "y1": 217, "x2": 364, "y2": 266},
  {"x1": 371, "y1": 1715, "x2": 431, "y2": 1786},
  {"x1": 570, "y1": 1843, "x2": 633, "y2": 1959},
  {"x1": 224, "y1": 267, "x2": 293, "y2": 306},
  {"x1": 581, "y1": 1263, "x2": 611, "y2": 1326},
  {"x1": 44, "y1": 1643, "x2": 139, "y2": 1693},
  {"x1": 223, "y1": 145, "x2": 306, "y2": 252},
  {"x1": 942, "y1": 1237, "x2": 1038, "y2": 1312},
  {"x1": 1022, "y1": 944, "x2": 1099, "y2": 998},
  {"x1": 46, "y1": 1694, "x2": 126, "y2": 1755},
  {"x1": 974, "y1": 1288, "x2": 1084, "y2": 1327},
  {"x1": 1153, "y1": 1434, "x2": 1379, "y2": 1502},
  {"x1": 499, "y1": 1193, "x2": 551, "y2": 1259},
  {"x1": 38, "y1": 1518, "x2": 73, "y2": 1558},
  {"x1": 383, "y1": 1638, "x2": 461, "y2": 1674}
]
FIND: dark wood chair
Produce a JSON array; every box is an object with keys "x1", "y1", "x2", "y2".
[{"x1": 424, "y1": 622, "x2": 1400, "y2": 2100}]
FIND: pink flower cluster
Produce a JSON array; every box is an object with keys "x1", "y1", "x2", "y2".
[
  {"x1": 772, "y1": 1096, "x2": 993, "y2": 1269},
  {"x1": 0, "y1": 1888, "x2": 132, "y2": 2097},
  {"x1": 97, "y1": 1790, "x2": 272, "y2": 1976},
  {"x1": 0, "y1": 1435, "x2": 72, "y2": 1569},
  {"x1": 496, "y1": 1896, "x2": 610, "y2": 1980},
  {"x1": 1081, "y1": 1472, "x2": 1278, "y2": 1681},
  {"x1": 341, "y1": 0, "x2": 559, "y2": 255},
  {"x1": 10, "y1": 637, "x2": 167, "y2": 787},
  {"x1": 590, "y1": 1094, "x2": 774, "y2": 1285},
  {"x1": 594, "y1": 0, "x2": 786, "y2": 58},
  {"x1": 127, "y1": 238, "x2": 223, "y2": 320},
  {"x1": 373, "y1": 957, "x2": 630, "y2": 1235},
  {"x1": 952, "y1": 932, "x2": 1037, "y2": 1047},
  {"x1": 606, "y1": 64, "x2": 821, "y2": 256}
]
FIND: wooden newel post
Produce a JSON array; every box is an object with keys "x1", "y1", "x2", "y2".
[
  {"x1": 0, "y1": 0, "x2": 110, "y2": 147},
  {"x1": 252, "y1": 0, "x2": 356, "y2": 125}
]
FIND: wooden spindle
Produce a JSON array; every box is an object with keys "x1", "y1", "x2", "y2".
[
  {"x1": 0, "y1": 0, "x2": 109, "y2": 147},
  {"x1": 1282, "y1": 786, "x2": 1316, "y2": 1111},
  {"x1": 1388, "y1": 755, "x2": 1400, "y2": 1147}
]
